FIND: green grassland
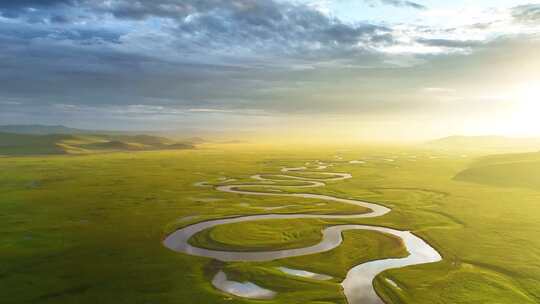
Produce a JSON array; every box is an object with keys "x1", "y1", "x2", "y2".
[
  {"x1": 0, "y1": 132, "x2": 71, "y2": 155},
  {"x1": 1, "y1": 143, "x2": 540, "y2": 303}
]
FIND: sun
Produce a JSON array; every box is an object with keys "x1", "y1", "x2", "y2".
[{"x1": 506, "y1": 82, "x2": 540, "y2": 136}]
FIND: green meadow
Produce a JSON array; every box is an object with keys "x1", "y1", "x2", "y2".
[{"x1": 1, "y1": 143, "x2": 540, "y2": 303}]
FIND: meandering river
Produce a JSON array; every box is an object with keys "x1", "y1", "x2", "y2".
[{"x1": 164, "y1": 166, "x2": 442, "y2": 304}]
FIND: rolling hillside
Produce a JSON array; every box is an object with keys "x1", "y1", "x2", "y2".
[
  {"x1": 454, "y1": 151, "x2": 540, "y2": 190},
  {"x1": 0, "y1": 132, "x2": 195, "y2": 156}
]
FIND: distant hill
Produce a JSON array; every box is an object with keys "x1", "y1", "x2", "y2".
[
  {"x1": 0, "y1": 132, "x2": 195, "y2": 156},
  {"x1": 105, "y1": 134, "x2": 174, "y2": 146},
  {"x1": 184, "y1": 137, "x2": 206, "y2": 144},
  {"x1": 0, "y1": 125, "x2": 223, "y2": 145},
  {"x1": 167, "y1": 143, "x2": 195, "y2": 149},
  {"x1": 454, "y1": 151, "x2": 540, "y2": 190},
  {"x1": 425, "y1": 135, "x2": 540, "y2": 153},
  {"x1": 79, "y1": 140, "x2": 144, "y2": 151}
]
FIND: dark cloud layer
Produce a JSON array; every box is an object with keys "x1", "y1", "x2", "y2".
[
  {"x1": 0, "y1": 0, "x2": 72, "y2": 8},
  {"x1": 1, "y1": 0, "x2": 395, "y2": 56},
  {"x1": 0, "y1": 0, "x2": 537, "y2": 129},
  {"x1": 0, "y1": 0, "x2": 398, "y2": 113}
]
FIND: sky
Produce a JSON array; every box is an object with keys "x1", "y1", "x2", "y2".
[{"x1": 0, "y1": 0, "x2": 539, "y2": 141}]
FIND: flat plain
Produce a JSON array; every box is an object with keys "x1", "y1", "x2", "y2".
[{"x1": 1, "y1": 143, "x2": 539, "y2": 304}]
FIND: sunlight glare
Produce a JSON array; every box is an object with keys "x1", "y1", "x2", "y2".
[{"x1": 507, "y1": 82, "x2": 540, "y2": 136}]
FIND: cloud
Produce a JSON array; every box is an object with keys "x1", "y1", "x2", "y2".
[
  {"x1": 0, "y1": 0, "x2": 538, "y2": 131},
  {"x1": 0, "y1": 0, "x2": 397, "y2": 60},
  {"x1": 512, "y1": 4, "x2": 540, "y2": 23},
  {"x1": 103, "y1": 0, "x2": 396, "y2": 60},
  {"x1": 416, "y1": 38, "x2": 484, "y2": 49},
  {"x1": 0, "y1": 0, "x2": 73, "y2": 8},
  {"x1": 368, "y1": 0, "x2": 426, "y2": 10},
  {"x1": 0, "y1": 0, "x2": 74, "y2": 19},
  {"x1": 422, "y1": 87, "x2": 456, "y2": 94}
]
